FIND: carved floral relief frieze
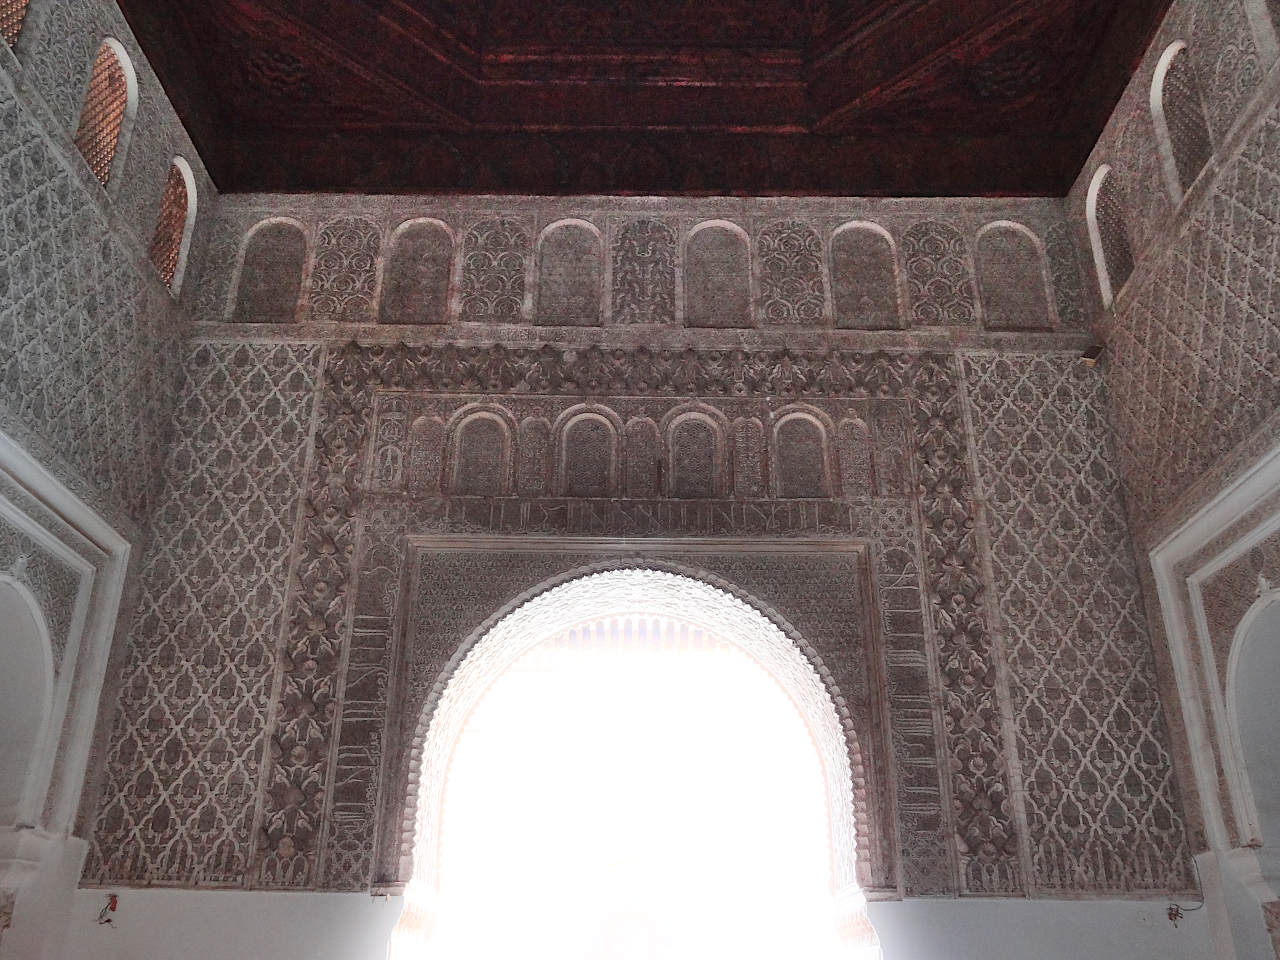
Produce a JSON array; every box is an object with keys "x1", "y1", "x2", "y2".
[{"x1": 248, "y1": 341, "x2": 1020, "y2": 895}]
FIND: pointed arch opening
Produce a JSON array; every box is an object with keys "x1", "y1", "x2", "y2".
[{"x1": 390, "y1": 567, "x2": 879, "y2": 960}]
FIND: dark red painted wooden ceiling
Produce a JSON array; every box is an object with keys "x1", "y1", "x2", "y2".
[{"x1": 118, "y1": 0, "x2": 1172, "y2": 195}]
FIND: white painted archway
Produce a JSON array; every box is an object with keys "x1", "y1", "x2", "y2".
[
  {"x1": 0, "y1": 577, "x2": 54, "y2": 832},
  {"x1": 390, "y1": 567, "x2": 878, "y2": 959},
  {"x1": 1226, "y1": 591, "x2": 1280, "y2": 892}
]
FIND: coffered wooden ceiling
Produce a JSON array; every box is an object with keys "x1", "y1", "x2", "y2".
[{"x1": 119, "y1": 0, "x2": 1172, "y2": 195}]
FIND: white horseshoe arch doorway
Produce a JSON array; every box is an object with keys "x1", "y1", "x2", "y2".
[{"x1": 390, "y1": 566, "x2": 880, "y2": 959}]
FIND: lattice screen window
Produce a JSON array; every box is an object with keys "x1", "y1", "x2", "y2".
[
  {"x1": 1159, "y1": 45, "x2": 1214, "y2": 195},
  {"x1": 1, "y1": 0, "x2": 30, "y2": 47},
  {"x1": 73, "y1": 41, "x2": 130, "y2": 187},
  {"x1": 149, "y1": 162, "x2": 190, "y2": 289},
  {"x1": 1094, "y1": 170, "x2": 1135, "y2": 299}
]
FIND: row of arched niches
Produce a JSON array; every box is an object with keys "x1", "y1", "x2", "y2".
[
  {"x1": 211, "y1": 204, "x2": 1086, "y2": 331},
  {"x1": 369, "y1": 397, "x2": 914, "y2": 501}
]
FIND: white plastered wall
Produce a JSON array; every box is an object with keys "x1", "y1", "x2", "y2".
[
  {"x1": 1150, "y1": 435, "x2": 1280, "y2": 960},
  {"x1": 0, "y1": 430, "x2": 131, "y2": 960}
]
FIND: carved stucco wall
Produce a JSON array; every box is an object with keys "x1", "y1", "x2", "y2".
[
  {"x1": 82, "y1": 340, "x2": 320, "y2": 886},
  {"x1": 189, "y1": 196, "x2": 1084, "y2": 335},
  {"x1": 964, "y1": 354, "x2": 1191, "y2": 892},
  {"x1": 80, "y1": 325, "x2": 1192, "y2": 902},
  {"x1": 1066, "y1": 0, "x2": 1280, "y2": 541},
  {"x1": 0, "y1": 0, "x2": 215, "y2": 529}
]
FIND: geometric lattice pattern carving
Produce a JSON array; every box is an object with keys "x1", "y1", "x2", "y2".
[
  {"x1": 1104, "y1": 105, "x2": 1280, "y2": 529},
  {"x1": 23, "y1": 0, "x2": 100, "y2": 134},
  {"x1": 148, "y1": 162, "x2": 189, "y2": 289},
  {"x1": 1160, "y1": 46, "x2": 1214, "y2": 196},
  {"x1": 72, "y1": 41, "x2": 129, "y2": 188},
  {"x1": 83, "y1": 342, "x2": 319, "y2": 886},
  {"x1": 1, "y1": 0, "x2": 29, "y2": 48},
  {"x1": 1189, "y1": 0, "x2": 1263, "y2": 142},
  {"x1": 965, "y1": 353, "x2": 1192, "y2": 892},
  {"x1": 902, "y1": 221, "x2": 977, "y2": 325},
  {"x1": 0, "y1": 88, "x2": 176, "y2": 523}
]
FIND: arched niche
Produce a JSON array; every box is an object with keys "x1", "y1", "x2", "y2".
[
  {"x1": 1150, "y1": 42, "x2": 1214, "y2": 201},
  {"x1": 666, "y1": 416, "x2": 719, "y2": 499},
  {"x1": 555, "y1": 409, "x2": 621, "y2": 498},
  {"x1": 72, "y1": 37, "x2": 138, "y2": 189},
  {"x1": 231, "y1": 219, "x2": 307, "y2": 323},
  {"x1": 662, "y1": 406, "x2": 730, "y2": 500},
  {"x1": 684, "y1": 221, "x2": 752, "y2": 328},
  {"x1": 446, "y1": 409, "x2": 515, "y2": 496},
  {"x1": 536, "y1": 219, "x2": 604, "y2": 326},
  {"x1": 829, "y1": 222, "x2": 902, "y2": 330},
  {"x1": 0, "y1": 578, "x2": 54, "y2": 828},
  {"x1": 390, "y1": 567, "x2": 877, "y2": 959},
  {"x1": 772, "y1": 409, "x2": 834, "y2": 499},
  {"x1": 148, "y1": 156, "x2": 198, "y2": 295},
  {"x1": 1226, "y1": 592, "x2": 1280, "y2": 887},
  {"x1": 379, "y1": 219, "x2": 454, "y2": 324},
  {"x1": 975, "y1": 221, "x2": 1054, "y2": 330},
  {"x1": 1085, "y1": 165, "x2": 1136, "y2": 307}
]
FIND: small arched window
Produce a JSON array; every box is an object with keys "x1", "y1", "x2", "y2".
[
  {"x1": 1151, "y1": 42, "x2": 1214, "y2": 200},
  {"x1": 148, "y1": 158, "x2": 197, "y2": 293},
  {"x1": 1085, "y1": 165, "x2": 1136, "y2": 307},
  {"x1": 73, "y1": 39, "x2": 137, "y2": 188},
  {"x1": 2, "y1": 0, "x2": 31, "y2": 48}
]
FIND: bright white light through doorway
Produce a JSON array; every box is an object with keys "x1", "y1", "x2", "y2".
[{"x1": 392, "y1": 569, "x2": 880, "y2": 960}]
